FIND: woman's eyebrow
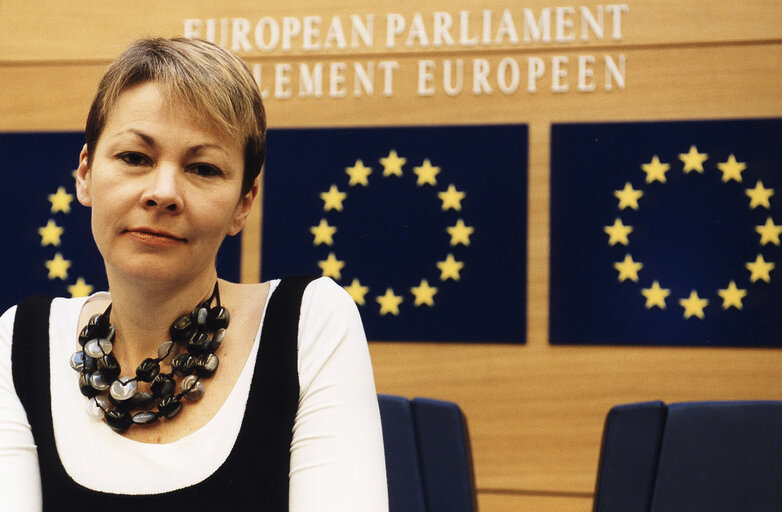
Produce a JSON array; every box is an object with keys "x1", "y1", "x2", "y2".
[
  {"x1": 113, "y1": 129, "x2": 155, "y2": 147},
  {"x1": 187, "y1": 144, "x2": 230, "y2": 158}
]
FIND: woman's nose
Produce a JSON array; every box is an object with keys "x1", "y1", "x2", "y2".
[{"x1": 139, "y1": 166, "x2": 183, "y2": 212}]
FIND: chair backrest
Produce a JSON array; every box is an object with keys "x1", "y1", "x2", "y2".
[
  {"x1": 592, "y1": 401, "x2": 667, "y2": 512},
  {"x1": 593, "y1": 400, "x2": 782, "y2": 512},
  {"x1": 378, "y1": 394, "x2": 427, "y2": 512},
  {"x1": 378, "y1": 395, "x2": 477, "y2": 512}
]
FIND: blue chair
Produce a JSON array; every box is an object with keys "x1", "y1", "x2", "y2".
[
  {"x1": 593, "y1": 400, "x2": 782, "y2": 512},
  {"x1": 378, "y1": 395, "x2": 477, "y2": 512}
]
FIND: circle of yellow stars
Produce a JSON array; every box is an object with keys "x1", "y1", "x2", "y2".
[
  {"x1": 607, "y1": 146, "x2": 777, "y2": 319},
  {"x1": 38, "y1": 179, "x2": 94, "y2": 297},
  {"x1": 311, "y1": 150, "x2": 472, "y2": 316}
]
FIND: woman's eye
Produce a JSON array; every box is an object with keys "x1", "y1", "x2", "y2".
[
  {"x1": 190, "y1": 164, "x2": 222, "y2": 177},
  {"x1": 118, "y1": 152, "x2": 149, "y2": 166}
]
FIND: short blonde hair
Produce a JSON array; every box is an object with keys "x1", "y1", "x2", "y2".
[{"x1": 85, "y1": 37, "x2": 265, "y2": 194}]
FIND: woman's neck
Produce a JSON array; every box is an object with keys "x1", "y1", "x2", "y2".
[{"x1": 104, "y1": 269, "x2": 219, "y2": 366}]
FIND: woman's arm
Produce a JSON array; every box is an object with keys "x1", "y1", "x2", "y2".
[
  {"x1": 289, "y1": 278, "x2": 388, "y2": 512},
  {"x1": 0, "y1": 306, "x2": 43, "y2": 511}
]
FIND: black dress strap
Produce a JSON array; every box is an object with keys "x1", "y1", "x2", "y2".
[
  {"x1": 11, "y1": 294, "x2": 56, "y2": 439},
  {"x1": 10, "y1": 276, "x2": 315, "y2": 511}
]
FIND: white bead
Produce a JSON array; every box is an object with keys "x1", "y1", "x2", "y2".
[
  {"x1": 197, "y1": 307, "x2": 208, "y2": 326},
  {"x1": 157, "y1": 341, "x2": 174, "y2": 359},
  {"x1": 181, "y1": 375, "x2": 205, "y2": 401},
  {"x1": 110, "y1": 378, "x2": 138, "y2": 401},
  {"x1": 84, "y1": 338, "x2": 113, "y2": 358},
  {"x1": 90, "y1": 372, "x2": 110, "y2": 391},
  {"x1": 86, "y1": 396, "x2": 108, "y2": 420}
]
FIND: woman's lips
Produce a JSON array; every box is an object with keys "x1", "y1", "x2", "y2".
[{"x1": 124, "y1": 229, "x2": 187, "y2": 247}]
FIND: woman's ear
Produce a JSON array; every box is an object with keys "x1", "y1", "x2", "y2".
[
  {"x1": 228, "y1": 178, "x2": 260, "y2": 236},
  {"x1": 75, "y1": 144, "x2": 92, "y2": 207}
]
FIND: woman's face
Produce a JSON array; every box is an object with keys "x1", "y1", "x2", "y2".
[{"x1": 76, "y1": 81, "x2": 256, "y2": 287}]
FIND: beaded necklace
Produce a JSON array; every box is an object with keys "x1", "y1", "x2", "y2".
[{"x1": 69, "y1": 282, "x2": 229, "y2": 432}]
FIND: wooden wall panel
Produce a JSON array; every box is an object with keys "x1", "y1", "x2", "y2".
[
  {"x1": 2, "y1": 44, "x2": 780, "y2": 131},
  {"x1": 1, "y1": 1, "x2": 781, "y2": 61},
  {"x1": 478, "y1": 492, "x2": 592, "y2": 512},
  {"x1": 2, "y1": 1, "x2": 782, "y2": 510}
]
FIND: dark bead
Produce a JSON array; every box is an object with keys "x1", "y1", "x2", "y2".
[
  {"x1": 83, "y1": 355, "x2": 98, "y2": 373},
  {"x1": 187, "y1": 331, "x2": 211, "y2": 354},
  {"x1": 79, "y1": 314, "x2": 110, "y2": 343},
  {"x1": 209, "y1": 329, "x2": 226, "y2": 352},
  {"x1": 97, "y1": 354, "x2": 121, "y2": 381},
  {"x1": 136, "y1": 358, "x2": 160, "y2": 382},
  {"x1": 172, "y1": 354, "x2": 196, "y2": 376},
  {"x1": 195, "y1": 353, "x2": 219, "y2": 378},
  {"x1": 157, "y1": 395, "x2": 183, "y2": 419},
  {"x1": 109, "y1": 393, "x2": 132, "y2": 408},
  {"x1": 151, "y1": 375, "x2": 175, "y2": 397},
  {"x1": 79, "y1": 373, "x2": 99, "y2": 397},
  {"x1": 105, "y1": 409, "x2": 132, "y2": 432},
  {"x1": 131, "y1": 411, "x2": 159, "y2": 425},
  {"x1": 130, "y1": 391, "x2": 156, "y2": 410},
  {"x1": 69, "y1": 351, "x2": 85, "y2": 371},
  {"x1": 170, "y1": 315, "x2": 196, "y2": 343},
  {"x1": 78, "y1": 325, "x2": 92, "y2": 346},
  {"x1": 206, "y1": 306, "x2": 230, "y2": 330}
]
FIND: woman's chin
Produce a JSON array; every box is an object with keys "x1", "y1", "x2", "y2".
[{"x1": 106, "y1": 257, "x2": 210, "y2": 289}]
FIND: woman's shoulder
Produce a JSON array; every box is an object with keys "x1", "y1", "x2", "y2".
[{"x1": 1, "y1": 294, "x2": 94, "y2": 324}]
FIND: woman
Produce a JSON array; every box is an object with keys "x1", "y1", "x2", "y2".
[{"x1": 0, "y1": 38, "x2": 388, "y2": 510}]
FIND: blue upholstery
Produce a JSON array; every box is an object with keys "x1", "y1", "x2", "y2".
[
  {"x1": 412, "y1": 398, "x2": 478, "y2": 512},
  {"x1": 594, "y1": 400, "x2": 782, "y2": 512},
  {"x1": 378, "y1": 395, "x2": 476, "y2": 512},
  {"x1": 378, "y1": 395, "x2": 427, "y2": 512},
  {"x1": 592, "y1": 401, "x2": 667, "y2": 512}
]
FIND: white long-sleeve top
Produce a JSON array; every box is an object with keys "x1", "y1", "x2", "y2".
[{"x1": 0, "y1": 277, "x2": 388, "y2": 511}]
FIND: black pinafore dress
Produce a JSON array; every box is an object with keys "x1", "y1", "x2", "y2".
[{"x1": 11, "y1": 276, "x2": 313, "y2": 511}]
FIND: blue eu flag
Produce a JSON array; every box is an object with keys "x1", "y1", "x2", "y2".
[
  {"x1": 0, "y1": 132, "x2": 240, "y2": 312},
  {"x1": 261, "y1": 125, "x2": 528, "y2": 343},
  {"x1": 550, "y1": 119, "x2": 782, "y2": 346}
]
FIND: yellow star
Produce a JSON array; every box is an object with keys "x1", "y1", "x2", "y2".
[
  {"x1": 410, "y1": 279, "x2": 438, "y2": 307},
  {"x1": 641, "y1": 156, "x2": 670, "y2": 184},
  {"x1": 746, "y1": 254, "x2": 775, "y2": 283},
  {"x1": 603, "y1": 218, "x2": 633, "y2": 246},
  {"x1": 614, "y1": 182, "x2": 644, "y2": 210},
  {"x1": 745, "y1": 181, "x2": 774, "y2": 209},
  {"x1": 380, "y1": 150, "x2": 406, "y2": 177},
  {"x1": 310, "y1": 219, "x2": 337, "y2": 246},
  {"x1": 318, "y1": 252, "x2": 345, "y2": 280},
  {"x1": 413, "y1": 159, "x2": 440, "y2": 186},
  {"x1": 756, "y1": 217, "x2": 782, "y2": 246},
  {"x1": 45, "y1": 252, "x2": 71, "y2": 280},
  {"x1": 717, "y1": 281, "x2": 747, "y2": 310},
  {"x1": 679, "y1": 290, "x2": 708, "y2": 319},
  {"x1": 68, "y1": 277, "x2": 94, "y2": 298},
  {"x1": 320, "y1": 185, "x2": 347, "y2": 211},
  {"x1": 717, "y1": 154, "x2": 746, "y2": 183},
  {"x1": 641, "y1": 281, "x2": 670, "y2": 309},
  {"x1": 376, "y1": 288, "x2": 403, "y2": 316},
  {"x1": 48, "y1": 186, "x2": 74, "y2": 213},
  {"x1": 346, "y1": 160, "x2": 372, "y2": 186},
  {"x1": 437, "y1": 254, "x2": 464, "y2": 281},
  {"x1": 38, "y1": 219, "x2": 64, "y2": 247},
  {"x1": 438, "y1": 184, "x2": 465, "y2": 211},
  {"x1": 344, "y1": 278, "x2": 369, "y2": 306},
  {"x1": 613, "y1": 254, "x2": 643, "y2": 282},
  {"x1": 678, "y1": 145, "x2": 708, "y2": 174},
  {"x1": 447, "y1": 219, "x2": 474, "y2": 246}
]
